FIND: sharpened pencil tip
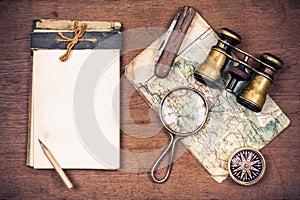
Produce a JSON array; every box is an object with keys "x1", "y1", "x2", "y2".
[{"x1": 38, "y1": 138, "x2": 42, "y2": 144}]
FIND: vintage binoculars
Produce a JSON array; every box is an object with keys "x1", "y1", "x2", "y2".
[{"x1": 194, "y1": 28, "x2": 283, "y2": 112}]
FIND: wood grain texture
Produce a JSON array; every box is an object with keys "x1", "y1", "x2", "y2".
[{"x1": 0, "y1": 0, "x2": 299, "y2": 199}]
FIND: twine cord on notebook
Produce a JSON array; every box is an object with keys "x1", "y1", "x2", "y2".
[{"x1": 56, "y1": 21, "x2": 97, "y2": 62}]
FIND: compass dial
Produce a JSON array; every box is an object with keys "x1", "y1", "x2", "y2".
[{"x1": 228, "y1": 147, "x2": 266, "y2": 185}]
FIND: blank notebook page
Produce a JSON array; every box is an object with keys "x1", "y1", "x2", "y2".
[{"x1": 31, "y1": 49, "x2": 120, "y2": 169}]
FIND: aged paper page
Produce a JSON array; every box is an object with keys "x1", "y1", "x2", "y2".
[{"x1": 31, "y1": 49, "x2": 120, "y2": 169}]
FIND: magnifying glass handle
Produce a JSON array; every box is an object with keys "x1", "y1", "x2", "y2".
[{"x1": 151, "y1": 133, "x2": 182, "y2": 183}]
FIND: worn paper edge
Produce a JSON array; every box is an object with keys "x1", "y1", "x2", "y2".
[{"x1": 34, "y1": 19, "x2": 122, "y2": 32}]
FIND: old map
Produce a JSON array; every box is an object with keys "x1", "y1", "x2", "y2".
[{"x1": 125, "y1": 13, "x2": 290, "y2": 182}]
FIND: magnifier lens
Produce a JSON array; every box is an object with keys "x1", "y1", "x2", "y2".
[
  {"x1": 160, "y1": 88, "x2": 207, "y2": 135},
  {"x1": 152, "y1": 87, "x2": 208, "y2": 183}
]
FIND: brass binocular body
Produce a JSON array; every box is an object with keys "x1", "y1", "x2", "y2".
[{"x1": 194, "y1": 28, "x2": 283, "y2": 112}]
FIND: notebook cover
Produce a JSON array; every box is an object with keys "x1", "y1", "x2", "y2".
[{"x1": 27, "y1": 19, "x2": 121, "y2": 169}]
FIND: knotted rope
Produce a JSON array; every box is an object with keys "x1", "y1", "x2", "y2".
[{"x1": 56, "y1": 21, "x2": 97, "y2": 62}]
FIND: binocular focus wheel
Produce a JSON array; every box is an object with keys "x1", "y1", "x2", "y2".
[
  {"x1": 219, "y1": 28, "x2": 242, "y2": 45},
  {"x1": 260, "y1": 53, "x2": 284, "y2": 70},
  {"x1": 228, "y1": 66, "x2": 248, "y2": 80}
]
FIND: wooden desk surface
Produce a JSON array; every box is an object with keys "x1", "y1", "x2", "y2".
[{"x1": 0, "y1": 0, "x2": 299, "y2": 199}]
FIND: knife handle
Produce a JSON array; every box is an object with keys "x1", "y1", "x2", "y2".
[{"x1": 154, "y1": 6, "x2": 195, "y2": 78}]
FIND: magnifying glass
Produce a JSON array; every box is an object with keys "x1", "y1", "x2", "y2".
[{"x1": 151, "y1": 86, "x2": 208, "y2": 183}]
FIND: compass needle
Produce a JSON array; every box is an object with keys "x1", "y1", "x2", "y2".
[{"x1": 228, "y1": 148, "x2": 266, "y2": 185}]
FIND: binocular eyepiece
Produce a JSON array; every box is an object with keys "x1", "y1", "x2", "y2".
[
  {"x1": 194, "y1": 28, "x2": 284, "y2": 112},
  {"x1": 194, "y1": 28, "x2": 242, "y2": 88},
  {"x1": 236, "y1": 53, "x2": 283, "y2": 112}
]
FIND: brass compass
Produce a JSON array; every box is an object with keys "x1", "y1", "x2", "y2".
[{"x1": 228, "y1": 147, "x2": 266, "y2": 185}]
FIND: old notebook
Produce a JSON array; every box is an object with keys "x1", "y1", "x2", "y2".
[
  {"x1": 125, "y1": 11, "x2": 290, "y2": 182},
  {"x1": 27, "y1": 19, "x2": 121, "y2": 169}
]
